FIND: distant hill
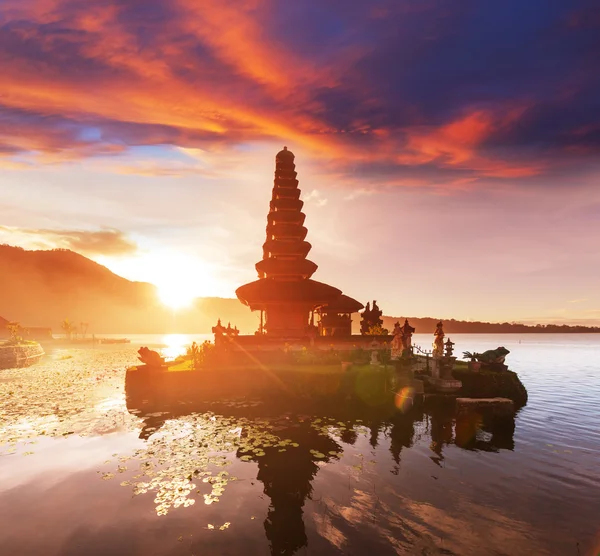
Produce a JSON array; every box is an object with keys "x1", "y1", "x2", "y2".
[
  {"x1": 0, "y1": 245, "x2": 258, "y2": 334},
  {"x1": 376, "y1": 316, "x2": 599, "y2": 335},
  {"x1": 1, "y1": 245, "x2": 598, "y2": 336}
]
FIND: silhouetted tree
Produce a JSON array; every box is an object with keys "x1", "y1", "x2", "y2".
[
  {"x1": 366, "y1": 324, "x2": 389, "y2": 335},
  {"x1": 60, "y1": 318, "x2": 74, "y2": 340}
]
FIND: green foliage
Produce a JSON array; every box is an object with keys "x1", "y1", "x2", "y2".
[
  {"x1": 186, "y1": 342, "x2": 202, "y2": 370},
  {"x1": 321, "y1": 347, "x2": 341, "y2": 364},
  {"x1": 366, "y1": 324, "x2": 389, "y2": 336},
  {"x1": 378, "y1": 348, "x2": 392, "y2": 366},
  {"x1": 185, "y1": 341, "x2": 215, "y2": 369},
  {"x1": 6, "y1": 322, "x2": 22, "y2": 344},
  {"x1": 291, "y1": 347, "x2": 342, "y2": 365},
  {"x1": 291, "y1": 347, "x2": 318, "y2": 365},
  {"x1": 348, "y1": 347, "x2": 368, "y2": 364}
]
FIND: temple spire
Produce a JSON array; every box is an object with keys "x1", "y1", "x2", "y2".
[
  {"x1": 235, "y1": 147, "x2": 361, "y2": 338},
  {"x1": 255, "y1": 146, "x2": 316, "y2": 281}
]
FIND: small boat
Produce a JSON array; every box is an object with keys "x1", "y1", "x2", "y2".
[
  {"x1": 0, "y1": 342, "x2": 45, "y2": 370},
  {"x1": 97, "y1": 338, "x2": 131, "y2": 344}
]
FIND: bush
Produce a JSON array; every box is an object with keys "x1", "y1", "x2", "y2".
[
  {"x1": 378, "y1": 348, "x2": 392, "y2": 366},
  {"x1": 292, "y1": 347, "x2": 318, "y2": 365},
  {"x1": 186, "y1": 341, "x2": 215, "y2": 369},
  {"x1": 348, "y1": 347, "x2": 369, "y2": 364}
]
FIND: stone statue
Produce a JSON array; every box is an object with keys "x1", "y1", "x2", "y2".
[
  {"x1": 432, "y1": 321, "x2": 444, "y2": 357},
  {"x1": 370, "y1": 350, "x2": 380, "y2": 366},
  {"x1": 401, "y1": 319, "x2": 415, "y2": 353},
  {"x1": 462, "y1": 347, "x2": 510, "y2": 371},
  {"x1": 429, "y1": 323, "x2": 462, "y2": 392},
  {"x1": 138, "y1": 346, "x2": 165, "y2": 368},
  {"x1": 390, "y1": 321, "x2": 403, "y2": 359}
]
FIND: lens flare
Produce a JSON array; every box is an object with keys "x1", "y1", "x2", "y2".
[{"x1": 394, "y1": 387, "x2": 415, "y2": 413}]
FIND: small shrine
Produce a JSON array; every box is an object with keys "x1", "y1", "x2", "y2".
[
  {"x1": 360, "y1": 301, "x2": 384, "y2": 334},
  {"x1": 317, "y1": 295, "x2": 364, "y2": 336},
  {"x1": 212, "y1": 319, "x2": 240, "y2": 349},
  {"x1": 444, "y1": 338, "x2": 455, "y2": 358}
]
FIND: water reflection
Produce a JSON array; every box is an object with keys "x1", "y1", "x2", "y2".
[
  {"x1": 124, "y1": 367, "x2": 516, "y2": 555},
  {"x1": 3, "y1": 336, "x2": 599, "y2": 555},
  {"x1": 159, "y1": 334, "x2": 189, "y2": 360}
]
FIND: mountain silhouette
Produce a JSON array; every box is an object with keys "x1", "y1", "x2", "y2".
[
  {"x1": 0, "y1": 245, "x2": 257, "y2": 334},
  {"x1": 1, "y1": 245, "x2": 597, "y2": 335}
]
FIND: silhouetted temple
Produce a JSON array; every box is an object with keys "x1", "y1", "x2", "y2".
[{"x1": 236, "y1": 147, "x2": 363, "y2": 338}]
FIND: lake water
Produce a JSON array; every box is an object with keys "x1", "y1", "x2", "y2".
[{"x1": 1, "y1": 334, "x2": 599, "y2": 556}]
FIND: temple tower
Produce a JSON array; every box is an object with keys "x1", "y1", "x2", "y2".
[
  {"x1": 236, "y1": 147, "x2": 363, "y2": 338},
  {"x1": 236, "y1": 147, "x2": 344, "y2": 338},
  {"x1": 257, "y1": 147, "x2": 316, "y2": 282}
]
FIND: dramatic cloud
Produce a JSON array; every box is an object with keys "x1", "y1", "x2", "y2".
[
  {"x1": 0, "y1": 227, "x2": 137, "y2": 256},
  {"x1": 0, "y1": 0, "x2": 598, "y2": 187}
]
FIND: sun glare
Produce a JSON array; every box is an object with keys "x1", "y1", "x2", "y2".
[
  {"x1": 157, "y1": 283, "x2": 197, "y2": 310},
  {"x1": 98, "y1": 251, "x2": 220, "y2": 310},
  {"x1": 161, "y1": 334, "x2": 189, "y2": 359},
  {"x1": 154, "y1": 257, "x2": 212, "y2": 309}
]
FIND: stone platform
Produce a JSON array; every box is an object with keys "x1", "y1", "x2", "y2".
[
  {"x1": 426, "y1": 376, "x2": 463, "y2": 394},
  {"x1": 456, "y1": 397, "x2": 515, "y2": 418}
]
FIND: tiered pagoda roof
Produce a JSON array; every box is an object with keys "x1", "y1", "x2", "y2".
[
  {"x1": 235, "y1": 147, "x2": 362, "y2": 335},
  {"x1": 319, "y1": 294, "x2": 364, "y2": 314},
  {"x1": 257, "y1": 147, "x2": 315, "y2": 280}
]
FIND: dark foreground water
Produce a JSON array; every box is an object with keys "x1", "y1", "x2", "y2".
[{"x1": 1, "y1": 334, "x2": 599, "y2": 556}]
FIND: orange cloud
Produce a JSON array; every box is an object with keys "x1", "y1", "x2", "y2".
[
  {"x1": 390, "y1": 107, "x2": 543, "y2": 179},
  {"x1": 0, "y1": 0, "x2": 592, "y2": 189},
  {"x1": 0, "y1": 227, "x2": 137, "y2": 256}
]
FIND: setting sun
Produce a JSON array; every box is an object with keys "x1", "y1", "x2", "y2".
[
  {"x1": 151, "y1": 254, "x2": 216, "y2": 309},
  {"x1": 96, "y1": 251, "x2": 221, "y2": 309},
  {"x1": 157, "y1": 282, "x2": 197, "y2": 309}
]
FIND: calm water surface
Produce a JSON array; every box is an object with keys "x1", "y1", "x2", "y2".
[{"x1": 1, "y1": 334, "x2": 599, "y2": 556}]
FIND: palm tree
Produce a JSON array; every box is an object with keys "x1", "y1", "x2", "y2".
[
  {"x1": 186, "y1": 342, "x2": 202, "y2": 370},
  {"x1": 60, "y1": 318, "x2": 74, "y2": 341}
]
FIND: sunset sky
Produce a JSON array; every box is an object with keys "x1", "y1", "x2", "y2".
[{"x1": 1, "y1": 0, "x2": 599, "y2": 324}]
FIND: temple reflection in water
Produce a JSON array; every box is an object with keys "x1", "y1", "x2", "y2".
[{"x1": 125, "y1": 371, "x2": 515, "y2": 556}]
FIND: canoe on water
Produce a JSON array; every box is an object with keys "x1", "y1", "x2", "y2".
[{"x1": 0, "y1": 342, "x2": 45, "y2": 370}]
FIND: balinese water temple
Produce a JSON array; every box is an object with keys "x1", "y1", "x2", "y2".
[{"x1": 229, "y1": 147, "x2": 383, "y2": 351}]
